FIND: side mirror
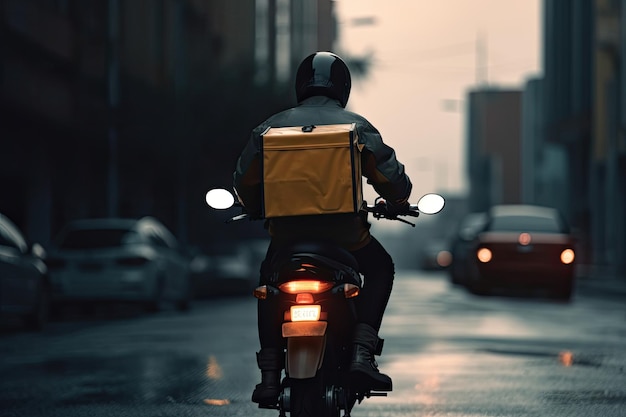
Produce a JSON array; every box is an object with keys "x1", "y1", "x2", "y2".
[
  {"x1": 205, "y1": 188, "x2": 235, "y2": 209},
  {"x1": 417, "y1": 193, "x2": 445, "y2": 215}
]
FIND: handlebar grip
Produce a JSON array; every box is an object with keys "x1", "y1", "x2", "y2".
[
  {"x1": 405, "y1": 209, "x2": 420, "y2": 218},
  {"x1": 400, "y1": 204, "x2": 419, "y2": 217},
  {"x1": 364, "y1": 206, "x2": 419, "y2": 218}
]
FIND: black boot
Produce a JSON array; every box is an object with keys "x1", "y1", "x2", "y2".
[
  {"x1": 251, "y1": 348, "x2": 284, "y2": 406},
  {"x1": 349, "y1": 323, "x2": 392, "y2": 391}
]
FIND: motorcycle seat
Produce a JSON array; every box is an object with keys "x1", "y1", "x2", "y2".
[{"x1": 271, "y1": 241, "x2": 360, "y2": 274}]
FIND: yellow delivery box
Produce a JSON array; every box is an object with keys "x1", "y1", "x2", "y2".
[{"x1": 261, "y1": 123, "x2": 363, "y2": 218}]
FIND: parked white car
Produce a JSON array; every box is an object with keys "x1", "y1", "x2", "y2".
[
  {"x1": 47, "y1": 217, "x2": 191, "y2": 312},
  {"x1": 0, "y1": 213, "x2": 50, "y2": 330}
]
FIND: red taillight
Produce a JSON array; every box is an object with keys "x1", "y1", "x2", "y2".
[
  {"x1": 436, "y1": 250, "x2": 453, "y2": 267},
  {"x1": 295, "y1": 293, "x2": 314, "y2": 304},
  {"x1": 518, "y1": 233, "x2": 532, "y2": 245},
  {"x1": 278, "y1": 280, "x2": 334, "y2": 294},
  {"x1": 560, "y1": 249, "x2": 575, "y2": 264},
  {"x1": 477, "y1": 247, "x2": 492, "y2": 263}
]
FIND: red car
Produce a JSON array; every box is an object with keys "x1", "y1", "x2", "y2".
[{"x1": 466, "y1": 204, "x2": 576, "y2": 300}]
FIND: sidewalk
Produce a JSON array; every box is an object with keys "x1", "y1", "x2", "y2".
[{"x1": 575, "y1": 264, "x2": 626, "y2": 299}]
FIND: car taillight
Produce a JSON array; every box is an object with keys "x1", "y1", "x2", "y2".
[
  {"x1": 477, "y1": 248, "x2": 492, "y2": 263},
  {"x1": 278, "y1": 280, "x2": 334, "y2": 294},
  {"x1": 518, "y1": 233, "x2": 532, "y2": 245},
  {"x1": 436, "y1": 250, "x2": 453, "y2": 267},
  {"x1": 117, "y1": 257, "x2": 149, "y2": 267},
  {"x1": 560, "y1": 249, "x2": 575, "y2": 264}
]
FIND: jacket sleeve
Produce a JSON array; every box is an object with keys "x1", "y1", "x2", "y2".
[
  {"x1": 233, "y1": 129, "x2": 264, "y2": 217},
  {"x1": 359, "y1": 121, "x2": 412, "y2": 205}
]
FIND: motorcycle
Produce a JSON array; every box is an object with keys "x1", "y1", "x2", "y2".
[{"x1": 205, "y1": 189, "x2": 445, "y2": 417}]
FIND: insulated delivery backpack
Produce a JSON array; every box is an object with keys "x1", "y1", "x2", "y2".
[{"x1": 261, "y1": 123, "x2": 364, "y2": 218}]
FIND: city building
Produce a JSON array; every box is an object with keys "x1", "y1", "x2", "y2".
[
  {"x1": 541, "y1": 0, "x2": 625, "y2": 271},
  {"x1": 1, "y1": 0, "x2": 337, "y2": 248},
  {"x1": 589, "y1": 0, "x2": 625, "y2": 272},
  {"x1": 466, "y1": 88, "x2": 523, "y2": 212}
]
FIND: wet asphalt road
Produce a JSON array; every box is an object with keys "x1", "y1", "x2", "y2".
[{"x1": 1, "y1": 270, "x2": 625, "y2": 417}]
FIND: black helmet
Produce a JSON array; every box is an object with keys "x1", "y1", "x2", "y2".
[{"x1": 295, "y1": 52, "x2": 352, "y2": 108}]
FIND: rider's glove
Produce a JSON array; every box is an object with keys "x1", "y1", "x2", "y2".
[{"x1": 385, "y1": 200, "x2": 410, "y2": 218}]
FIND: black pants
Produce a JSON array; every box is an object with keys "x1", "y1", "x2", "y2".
[{"x1": 257, "y1": 236, "x2": 395, "y2": 349}]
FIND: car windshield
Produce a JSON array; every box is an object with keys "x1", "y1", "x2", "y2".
[
  {"x1": 58, "y1": 228, "x2": 139, "y2": 249},
  {"x1": 489, "y1": 215, "x2": 562, "y2": 233}
]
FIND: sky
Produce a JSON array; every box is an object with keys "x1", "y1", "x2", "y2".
[{"x1": 333, "y1": 0, "x2": 542, "y2": 203}]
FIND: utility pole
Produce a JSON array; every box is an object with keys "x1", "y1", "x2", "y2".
[
  {"x1": 174, "y1": 0, "x2": 189, "y2": 246},
  {"x1": 476, "y1": 31, "x2": 488, "y2": 87}
]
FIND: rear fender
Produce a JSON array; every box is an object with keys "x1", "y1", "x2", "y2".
[{"x1": 283, "y1": 321, "x2": 327, "y2": 379}]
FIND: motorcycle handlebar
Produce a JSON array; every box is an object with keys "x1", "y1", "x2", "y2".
[
  {"x1": 210, "y1": 192, "x2": 442, "y2": 227},
  {"x1": 363, "y1": 200, "x2": 420, "y2": 226},
  {"x1": 227, "y1": 203, "x2": 419, "y2": 225}
]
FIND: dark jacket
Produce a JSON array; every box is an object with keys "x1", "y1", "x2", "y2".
[{"x1": 233, "y1": 96, "x2": 412, "y2": 250}]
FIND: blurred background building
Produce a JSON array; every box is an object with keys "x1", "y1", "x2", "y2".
[
  {"x1": 466, "y1": 89, "x2": 522, "y2": 211},
  {"x1": 1, "y1": 0, "x2": 624, "y2": 275},
  {"x1": 1, "y1": 0, "x2": 337, "y2": 249},
  {"x1": 465, "y1": 0, "x2": 625, "y2": 274}
]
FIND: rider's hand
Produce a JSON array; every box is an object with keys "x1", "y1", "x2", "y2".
[{"x1": 385, "y1": 200, "x2": 410, "y2": 218}]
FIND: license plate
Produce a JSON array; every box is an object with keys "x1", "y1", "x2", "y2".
[{"x1": 290, "y1": 305, "x2": 321, "y2": 322}]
